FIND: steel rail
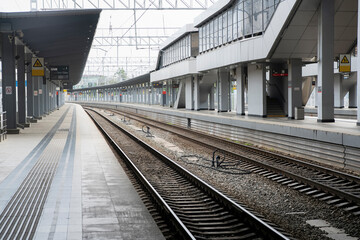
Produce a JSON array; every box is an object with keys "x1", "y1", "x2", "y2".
[
  {"x1": 85, "y1": 107, "x2": 290, "y2": 240},
  {"x1": 86, "y1": 109, "x2": 195, "y2": 240},
  {"x1": 92, "y1": 106, "x2": 360, "y2": 210}
]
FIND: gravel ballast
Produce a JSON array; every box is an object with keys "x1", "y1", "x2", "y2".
[{"x1": 101, "y1": 110, "x2": 360, "y2": 240}]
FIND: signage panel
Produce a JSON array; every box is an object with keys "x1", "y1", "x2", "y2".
[
  {"x1": 32, "y1": 58, "x2": 44, "y2": 76},
  {"x1": 50, "y1": 66, "x2": 69, "y2": 80},
  {"x1": 339, "y1": 54, "x2": 351, "y2": 72}
]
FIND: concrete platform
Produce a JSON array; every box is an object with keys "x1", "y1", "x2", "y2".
[
  {"x1": 0, "y1": 103, "x2": 164, "y2": 240},
  {"x1": 78, "y1": 101, "x2": 360, "y2": 173}
]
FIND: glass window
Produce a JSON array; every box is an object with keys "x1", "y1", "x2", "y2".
[
  {"x1": 263, "y1": 0, "x2": 274, "y2": 29},
  {"x1": 228, "y1": 8, "x2": 233, "y2": 42},
  {"x1": 210, "y1": 23, "x2": 212, "y2": 49},
  {"x1": 222, "y1": 12, "x2": 227, "y2": 44},
  {"x1": 244, "y1": 0, "x2": 253, "y2": 35},
  {"x1": 203, "y1": 24, "x2": 207, "y2": 51},
  {"x1": 179, "y1": 40, "x2": 183, "y2": 60},
  {"x1": 218, "y1": 15, "x2": 223, "y2": 45},
  {"x1": 253, "y1": 0, "x2": 263, "y2": 33},
  {"x1": 187, "y1": 35, "x2": 191, "y2": 57},
  {"x1": 233, "y1": 5, "x2": 238, "y2": 40},
  {"x1": 263, "y1": 0, "x2": 274, "y2": 8},
  {"x1": 237, "y1": 0, "x2": 244, "y2": 38},
  {"x1": 184, "y1": 36, "x2": 187, "y2": 57},
  {"x1": 199, "y1": 27, "x2": 202, "y2": 52},
  {"x1": 214, "y1": 17, "x2": 218, "y2": 47},
  {"x1": 181, "y1": 40, "x2": 183, "y2": 59},
  {"x1": 201, "y1": 26, "x2": 204, "y2": 52},
  {"x1": 207, "y1": 22, "x2": 211, "y2": 50}
]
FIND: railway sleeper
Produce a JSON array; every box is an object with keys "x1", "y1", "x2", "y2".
[
  {"x1": 186, "y1": 222, "x2": 245, "y2": 232},
  {"x1": 171, "y1": 206, "x2": 225, "y2": 213},
  {"x1": 167, "y1": 201, "x2": 217, "y2": 207},
  {"x1": 163, "y1": 198, "x2": 213, "y2": 204},
  {"x1": 176, "y1": 213, "x2": 235, "y2": 221},
  {"x1": 190, "y1": 228, "x2": 255, "y2": 238},
  {"x1": 162, "y1": 195, "x2": 210, "y2": 201},
  {"x1": 181, "y1": 218, "x2": 240, "y2": 226},
  {"x1": 335, "y1": 201, "x2": 352, "y2": 208}
]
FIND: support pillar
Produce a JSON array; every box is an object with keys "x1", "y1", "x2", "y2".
[
  {"x1": 349, "y1": 81, "x2": 357, "y2": 108},
  {"x1": 43, "y1": 77, "x2": 48, "y2": 114},
  {"x1": 317, "y1": 0, "x2": 335, "y2": 122},
  {"x1": 33, "y1": 77, "x2": 41, "y2": 118},
  {"x1": 247, "y1": 63, "x2": 266, "y2": 117},
  {"x1": 39, "y1": 78, "x2": 44, "y2": 116},
  {"x1": 26, "y1": 53, "x2": 34, "y2": 117},
  {"x1": 185, "y1": 77, "x2": 193, "y2": 110},
  {"x1": 217, "y1": 70, "x2": 230, "y2": 112},
  {"x1": 357, "y1": 0, "x2": 360, "y2": 125},
  {"x1": 334, "y1": 74, "x2": 344, "y2": 108},
  {"x1": 1, "y1": 32, "x2": 18, "y2": 132},
  {"x1": 209, "y1": 86, "x2": 215, "y2": 110},
  {"x1": 166, "y1": 81, "x2": 171, "y2": 106},
  {"x1": 236, "y1": 66, "x2": 245, "y2": 115},
  {"x1": 17, "y1": 44, "x2": 26, "y2": 125},
  {"x1": 288, "y1": 59, "x2": 303, "y2": 118},
  {"x1": 194, "y1": 76, "x2": 200, "y2": 110}
]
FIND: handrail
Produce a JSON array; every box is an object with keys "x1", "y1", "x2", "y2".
[{"x1": 0, "y1": 111, "x2": 7, "y2": 142}]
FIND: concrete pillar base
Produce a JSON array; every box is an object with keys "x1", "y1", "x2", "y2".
[
  {"x1": 7, "y1": 129, "x2": 20, "y2": 134},
  {"x1": 27, "y1": 117, "x2": 37, "y2": 123},
  {"x1": 317, "y1": 119, "x2": 335, "y2": 123},
  {"x1": 248, "y1": 114, "x2": 267, "y2": 118}
]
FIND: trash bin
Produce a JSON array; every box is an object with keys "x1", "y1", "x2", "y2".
[{"x1": 295, "y1": 107, "x2": 304, "y2": 120}]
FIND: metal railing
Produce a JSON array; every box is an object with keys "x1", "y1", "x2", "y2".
[{"x1": 0, "y1": 112, "x2": 7, "y2": 142}]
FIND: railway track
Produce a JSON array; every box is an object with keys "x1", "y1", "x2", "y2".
[
  {"x1": 85, "y1": 108, "x2": 290, "y2": 240},
  {"x1": 87, "y1": 106, "x2": 360, "y2": 215}
]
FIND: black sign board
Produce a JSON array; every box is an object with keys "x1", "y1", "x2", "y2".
[
  {"x1": 152, "y1": 83, "x2": 163, "y2": 88},
  {"x1": 62, "y1": 82, "x2": 73, "y2": 90},
  {"x1": 50, "y1": 66, "x2": 69, "y2": 80}
]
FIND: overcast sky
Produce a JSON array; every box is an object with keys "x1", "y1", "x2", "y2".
[{"x1": 0, "y1": 0, "x2": 206, "y2": 78}]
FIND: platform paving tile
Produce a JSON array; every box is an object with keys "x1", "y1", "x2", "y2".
[
  {"x1": 77, "y1": 104, "x2": 164, "y2": 240},
  {"x1": 83, "y1": 224, "x2": 121, "y2": 232},
  {"x1": 83, "y1": 207, "x2": 118, "y2": 219},
  {"x1": 83, "y1": 217, "x2": 119, "y2": 225},
  {"x1": 0, "y1": 104, "x2": 164, "y2": 239}
]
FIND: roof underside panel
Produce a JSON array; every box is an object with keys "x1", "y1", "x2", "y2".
[
  {"x1": 271, "y1": 0, "x2": 357, "y2": 60},
  {"x1": 0, "y1": 10, "x2": 101, "y2": 88}
]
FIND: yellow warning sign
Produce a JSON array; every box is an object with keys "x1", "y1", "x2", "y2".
[
  {"x1": 32, "y1": 57, "x2": 44, "y2": 76},
  {"x1": 339, "y1": 54, "x2": 351, "y2": 72},
  {"x1": 33, "y1": 59, "x2": 43, "y2": 67},
  {"x1": 341, "y1": 55, "x2": 350, "y2": 64}
]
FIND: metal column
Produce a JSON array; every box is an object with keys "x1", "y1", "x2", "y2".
[
  {"x1": 1, "y1": 33, "x2": 18, "y2": 132},
  {"x1": 33, "y1": 77, "x2": 41, "y2": 118},
  {"x1": 26, "y1": 53, "x2": 34, "y2": 117},
  {"x1": 357, "y1": 0, "x2": 360, "y2": 125},
  {"x1": 236, "y1": 66, "x2": 245, "y2": 115},
  {"x1": 317, "y1": 0, "x2": 335, "y2": 122},
  {"x1": 288, "y1": 59, "x2": 303, "y2": 118},
  {"x1": 248, "y1": 63, "x2": 266, "y2": 117},
  {"x1": 17, "y1": 44, "x2": 26, "y2": 125}
]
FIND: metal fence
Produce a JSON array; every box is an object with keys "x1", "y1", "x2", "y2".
[{"x1": 0, "y1": 112, "x2": 7, "y2": 142}]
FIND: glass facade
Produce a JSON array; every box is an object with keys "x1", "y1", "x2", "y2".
[
  {"x1": 199, "y1": 0, "x2": 281, "y2": 53},
  {"x1": 161, "y1": 34, "x2": 192, "y2": 67}
]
